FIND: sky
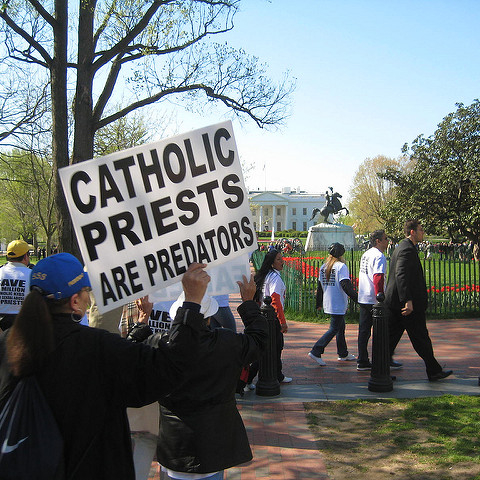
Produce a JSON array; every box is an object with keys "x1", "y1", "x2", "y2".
[{"x1": 169, "y1": 0, "x2": 480, "y2": 202}]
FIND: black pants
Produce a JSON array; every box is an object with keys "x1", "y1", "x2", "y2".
[{"x1": 388, "y1": 307, "x2": 442, "y2": 377}]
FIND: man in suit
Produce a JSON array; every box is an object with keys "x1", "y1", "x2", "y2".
[{"x1": 385, "y1": 219, "x2": 453, "y2": 381}]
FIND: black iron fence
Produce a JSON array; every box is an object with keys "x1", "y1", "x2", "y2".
[{"x1": 251, "y1": 249, "x2": 480, "y2": 319}]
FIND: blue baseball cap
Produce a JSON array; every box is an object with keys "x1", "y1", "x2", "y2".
[{"x1": 30, "y1": 253, "x2": 90, "y2": 300}]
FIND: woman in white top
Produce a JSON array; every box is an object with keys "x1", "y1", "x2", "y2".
[
  {"x1": 248, "y1": 248, "x2": 292, "y2": 384},
  {"x1": 308, "y1": 243, "x2": 358, "y2": 366}
]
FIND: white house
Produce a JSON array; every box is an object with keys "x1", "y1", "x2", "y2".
[{"x1": 248, "y1": 187, "x2": 326, "y2": 232}]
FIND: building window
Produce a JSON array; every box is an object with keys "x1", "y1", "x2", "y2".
[
  {"x1": 277, "y1": 222, "x2": 281, "y2": 231},
  {"x1": 303, "y1": 208, "x2": 307, "y2": 215},
  {"x1": 292, "y1": 221, "x2": 296, "y2": 230},
  {"x1": 303, "y1": 222, "x2": 307, "y2": 231},
  {"x1": 292, "y1": 208, "x2": 296, "y2": 215},
  {"x1": 251, "y1": 209, "x2": 256, "y2": 216},
  {"x1": 276, "y1": 207, "x2": 281, "y2": 216},
  {"x1": 265, "y1": 208, "x2": 269, "y2": 216}
]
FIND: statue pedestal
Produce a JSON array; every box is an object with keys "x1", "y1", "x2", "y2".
[{"x1": 305, "y1": 223, "x2": 355, "y2": 252}]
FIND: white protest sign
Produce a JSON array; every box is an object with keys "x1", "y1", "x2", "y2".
[{"x1": 59, "y1": 121, "x2": 256, "y2": 313}]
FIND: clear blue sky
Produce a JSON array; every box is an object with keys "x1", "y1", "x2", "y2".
[{"x1": 172, "y1": 0, "x2": 480, "y2": 202}]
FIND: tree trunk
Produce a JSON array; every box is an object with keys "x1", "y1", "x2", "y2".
[
  {"x1": 51, "y1": 0, "x2": 73, "y2": 255},
  {"x1": 72, "y1": 0, "x2": 96, "y2": 164}
]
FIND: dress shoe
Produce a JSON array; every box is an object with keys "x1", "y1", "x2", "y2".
[{"x1": 428, "y1": 370, "x2": 453, "y2": 382}]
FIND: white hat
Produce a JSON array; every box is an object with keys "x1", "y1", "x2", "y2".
[{"x1": 169, "y1": 292, "x2": 219, "y2": 320}]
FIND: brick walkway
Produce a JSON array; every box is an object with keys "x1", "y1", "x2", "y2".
[{"x1": 147, "y1": 292, "x2": 480, "y2": 479}]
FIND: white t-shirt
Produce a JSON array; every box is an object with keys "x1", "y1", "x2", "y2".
[
  {"x1": 319, "y1": 261, "x2": 350, "y2": 315},
  {"x1": 149, "y1": 300, "x2": 175, "y2": 335},
  {"x1": 262, "y1": 270, "x2": 285, "y2": 306},
  {"x1": 358, "y1": 247, "x2": 386, "y2": 305},
  {"x1": 0, "y1": 262, "x2": 31, "y2": 314}
]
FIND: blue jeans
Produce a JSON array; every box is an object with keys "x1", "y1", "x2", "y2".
[
  {"x1": 357, "y1": 304, "x2": 373, "y2": 363},
  {"x1": 311, "y1": 314, "x2": 348, "y2": 358},
  {"x1": 131, "y1": 432, "x2": 159, "y2": 480},
  {"x1": 210, "y1": 306, "x2": 237, "y2": 332}
]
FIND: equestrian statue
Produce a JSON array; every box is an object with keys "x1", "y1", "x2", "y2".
[{"x1": 309, "y1": 187, "x2": 349, "y2": 224}]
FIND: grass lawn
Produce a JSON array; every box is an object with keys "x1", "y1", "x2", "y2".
[{"x1": 306, "y1": 395, "x2": 480, "y2": 480}]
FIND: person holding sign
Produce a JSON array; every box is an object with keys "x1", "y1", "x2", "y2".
[
  {"x1": 149, "y1": 275, "x2": 268, "y2": 480},
  {"x1": 0, "y1": 254, "x2": 212, "y2": 480}
]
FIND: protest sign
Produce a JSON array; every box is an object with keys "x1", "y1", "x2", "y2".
[{"x1": 59, "y1": 121, "x2": 256, "y2": 313}]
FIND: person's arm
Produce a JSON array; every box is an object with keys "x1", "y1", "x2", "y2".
[
  {"x1": 270, "y1": 292, "x2": 288, "y2": 333},
  {"x1": 119, "y1": 263, "x2": 210, "y2": 406},
  {"x1": 373, "y1": 273, "x2": 384, "y2": 296},
  {"x1": 315, "y1": 279, "x2": 323, "y2": 310},
  {"x1": 340, "y1": 278, "x2": 358, "y2": 302},
  {"x1": 395, "y1": 247, "x2": 414, "y2": 315}
]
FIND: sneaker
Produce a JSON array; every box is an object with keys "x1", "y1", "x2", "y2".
[
  {"x1": 338, "y1": 353, "x2": 356, "y2": 361},
  {"x1": 308, "y1": 352, "x2": 326, "y2": 366},
  {"x1": 281, "y1": 376, "x2": 293, "y2": 383},
  {"x1": 390, "y1": 360, "x2": 403, "y2": 369},
  {"x1": 246, "y1": 383, "x2": 256, "y2": 390},
  {"x1": 356, "y1": 361, "x2": 372, "y2": 371}
]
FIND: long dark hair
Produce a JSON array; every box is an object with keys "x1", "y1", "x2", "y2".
[
  {"x1": 254, "y1": 249, "x2": 281, "y2": 302},
  {"x1": 6, "y1": 290, "x2": 58, "y2": 377}
]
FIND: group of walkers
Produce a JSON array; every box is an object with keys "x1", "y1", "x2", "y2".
[{"x1": 307, "y1": 219, "x2": 453, "y2": 382}]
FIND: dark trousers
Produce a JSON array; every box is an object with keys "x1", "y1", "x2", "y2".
[
  {"x1": 388, "y1": 307, "x2": 442, "y2": 377},
  {"x1": 248, "y1": 320, "x2": 284, "y2": 383},
  {"x1": 357, "y1": 304, "x2": 373, "y2": 363}
]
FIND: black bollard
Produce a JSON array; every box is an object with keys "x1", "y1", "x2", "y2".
[
  {"x1": 368, "y1": 293, "x2": 393, "y2": 392},
  {"x1": 255, "y1": 296, "x2": 281, "y2": 397}
]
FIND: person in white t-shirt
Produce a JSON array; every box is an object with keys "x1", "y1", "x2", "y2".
[
  {"x1": 308, "y1": 243, "x2": 358, "y2": 366},
  {"x1": 0, "y1": 239, "x2": 33, "y2": 330},
  {"x1": 356, "y1": 230, "x2": 389, "y2": 371}
]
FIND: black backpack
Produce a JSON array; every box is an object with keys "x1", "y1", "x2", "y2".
[{"x1": 0, "y1": 376, "x2": 64, "y2": 480}]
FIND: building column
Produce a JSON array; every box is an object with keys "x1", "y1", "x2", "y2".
[
  {"x1": 272, "y1": 205, "x2": 276, "y2": 232},
  {"x1": 259, "y1": 206, "x2": 263, "y2": 231}
]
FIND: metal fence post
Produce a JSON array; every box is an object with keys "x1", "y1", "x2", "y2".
[
  {"x1": 368, "y1": 293, "x2": 393, "y2": 392},
  {"x1": 256, "y1": 296, "x2": 281, "y2": 397}
]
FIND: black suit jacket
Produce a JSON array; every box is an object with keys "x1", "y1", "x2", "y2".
[{"x1": 384, "y1": 238, "x2": 428, "y2": 312}]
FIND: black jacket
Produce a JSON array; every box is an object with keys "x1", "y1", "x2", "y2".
[
  {"x1": 384, "y1": 238, "x2": 428, "y2": 312},
  {"x1": 157, "y1": 300, "x2": 268, "y2": 474},
  {"x1": 0, "y1": 307, "x2": 204, "y2": 480}
]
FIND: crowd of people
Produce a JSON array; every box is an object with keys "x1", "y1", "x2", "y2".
[
  {"x1": 0, "y1": 241, "x2": 271, "y2": 480},
  {"x1": 0, "y1": 220, "x2": 456, "y2": 479}
]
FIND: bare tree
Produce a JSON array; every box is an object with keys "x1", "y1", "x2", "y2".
[
  {"x1": 0, "y1": 0, "x2": 294, "y2": 255},
  {"x1": 348, "y1": 155, "x2": 412, "y2": 234}
]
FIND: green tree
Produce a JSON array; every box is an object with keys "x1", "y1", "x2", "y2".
[
  {"x1": 381, "y1": 100, "x2": 480, "y2": 253},
  {"x1": 0, "y1": 0, "x2": 294, "y2": 256},
  {"x1": 348, "y1": 155, "x2": 411, "y2": 234},
  {"x1": 0, "y1": 149, "x2": 56, "y2": 251}
]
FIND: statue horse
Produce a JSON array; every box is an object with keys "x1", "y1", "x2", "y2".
[{"x1": 309, "y1": 192, "x2": 349, "y2": 224}]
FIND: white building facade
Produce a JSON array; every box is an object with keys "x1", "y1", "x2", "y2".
[{"x1": 249, "y1": 187, "x2": 326, "y2": 232}]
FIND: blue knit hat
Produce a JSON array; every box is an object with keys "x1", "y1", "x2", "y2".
[{"x1": 30, "y1": 253, "x2": 90, "y2": 300}]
